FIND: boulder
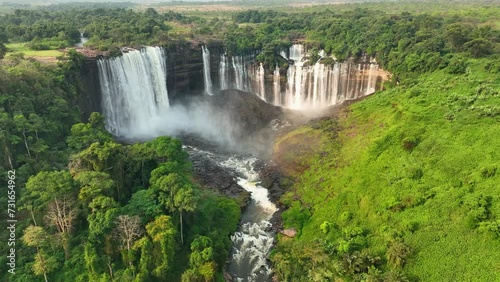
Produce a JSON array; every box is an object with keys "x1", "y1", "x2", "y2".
[{"x1": 280, "y1": 228, "x2": 297, "y2": 237}]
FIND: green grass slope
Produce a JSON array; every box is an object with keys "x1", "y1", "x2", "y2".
[
  {"x1": 272, "y1": 57, "x2": 500, "y2": 281},
  {"x1": 5, "y1": 42, "x2": 64, "y2": 57}
]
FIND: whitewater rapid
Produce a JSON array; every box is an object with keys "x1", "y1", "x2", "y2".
[{"x1": 220, "y1": 156, "x2": 278, "y2": 282}]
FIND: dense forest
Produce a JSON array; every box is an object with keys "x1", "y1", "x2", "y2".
[
  {"x1": 0, "y1": 51, "x2": 241, "y2": 281},
  {"x1": 1, "y1": 1, "x2": 499, "y2": 281}
]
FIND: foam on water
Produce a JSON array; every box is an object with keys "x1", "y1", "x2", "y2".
[{"x1": 220, "y1": 157, "x2": 277, "y2": 282}]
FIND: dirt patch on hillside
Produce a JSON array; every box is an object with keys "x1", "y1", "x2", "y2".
[{"x1": 273, "y1": 127, "x2": 323, "y2": 176}]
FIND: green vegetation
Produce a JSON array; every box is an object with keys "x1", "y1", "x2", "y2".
[
  {"x1": 1, "y1": 1, "x2": 499, "y2": 281},
  {"x1": 0, "y1": 8, "x2": 192, "y2": 53},
  {"x1": 271, "y1": 55, "x2": 500, "y2": 282},
  {"x1": 1, "y1": 3, "x2": 497, "y2": 70},
  {"x1": 229, "y1": 6, "x2": 499, "y2": 71},
  {"x1": 5, "y1": 42, "x2": 63, "y2": 58},
  {"x1": 0, "y1": 51, "x2": 240, "y2": 282}
]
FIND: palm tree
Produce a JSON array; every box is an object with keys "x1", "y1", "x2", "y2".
[{"x1": 386, "y1": 240, "x2": 411, "y2": 269}]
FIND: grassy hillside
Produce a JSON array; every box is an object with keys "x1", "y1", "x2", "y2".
[{"x1": 272, "y1": 57, "x2": 500, "y2": 281}]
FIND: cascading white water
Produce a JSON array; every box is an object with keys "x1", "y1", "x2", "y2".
[
  {"x1": 220, "y1": 54, "x2": 229, "y2": 90},
  {"x1": 233, "y1": 55, "x2": 247, "y2": 91},
  {"x1": 366, "y1": 63, "x2": 378, "y2": 94},
  {"x1": 258, "y1": 63, "x2": 266, "y2": 102},
  {"x1": 289, "y1": 44, "x2": 305, "y2": 62},
  {"x1": 273, "y1": 66, "x2": 281, "y2": 106},
  {"x1": 279, "y1": 50, "x2": 288, "y2": 60},
  {"x1": 202, "y1": 46, "x2": 214, "y2": 95},
  {"x1": 220, "y1": 157, "x2": 277, "y2": 282},
  {"x1": 97, "y1": 46, "x2": 169, "y2": 137},
  {"x1": 216, "y1": 44, "x2": 384, "y2": 111}
]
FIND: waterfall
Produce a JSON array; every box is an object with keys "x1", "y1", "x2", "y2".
[
  {"x1": 258, "y1": 63, "x2": 266, "y2": 101},
  {"x1": 215, "y1": 44, "x2": 385, "y2": 110},
  {"x1": 97, "y1": 46, "x2": 169, "y2": 137},
  {"x1": 289, "y1": 44, "x2": 305, "y2": 62},
  {"x1": 273, "y1": 66, "x2": 281, "y2": 106},
  {"x1": 233, "y1": 55, "x2": 246, "y2": 91},
  {"x1": 312, "y1": 61, "x2": 320, "y2": 108},
  {"x1": 366, "y1": 62, "x2": 378, "y2": 94},
  {"x1": 279, "y1": 50, "x2": 288, "y2": 60},
  {"x1": 202, "y1": 46, "x2": 214, "y2": 95},
  {"x1": 75, "y1": 32, "x2": 88, "y2": 48},
  {"x1": 274, "y1": 46, "x2": 384, "y2": 110},
  {"x1": 220, "y1": 54, "x2": 229, "y2": 90},
  {"x1": 331, "y1": 63, "x2": 340, "y2": 105}
]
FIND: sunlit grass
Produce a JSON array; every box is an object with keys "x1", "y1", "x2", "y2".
[
  {"x1": 5, "y1": 42, "x2": 64, "y2": 58},
  {"x1": 276, "y1": 58, "x2": 500, "y2": 281},
  {"x1": 167, "y1": 22, "x2": 192, "y2": 37}
]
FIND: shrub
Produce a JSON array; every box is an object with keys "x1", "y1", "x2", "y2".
[
  {"x1": 402, "y1": 221, "x2": 419, "y2": 233},
  {"x1": 447, "y1": 56, "x2": 468, "y2": 74},
  {"x1": 480, "y1": 165, "x2": 497, "y2": 178},
  {"x1": 320, "y1": 221, "x2": 333, "y2": 234},
  {"x1": 383, "y1": 197, "x2": 404, "y2": 212},
  {"x1": 477, "y1": 220, "x2": 500, "y2": 238},
  {"x1": 339, "y1": 211, "x2": 352, "y2": 225},
  {"x1": 401, "y1": 136, "x2": 418, "y2": 152},
  {"x1": 485, "y1": 60, "x2": 500, "y2": 73},
  {"x1": 463, "y1": 194, "x2": 492, "y2": 229},
  {"x1": 406, "y1": 166, "x2": 423, "y2": 180},
  {"x1": 27, "y1": 42, "x2": 50, "y2": 50},
  {"x1": 320, "y1": 56, "x2": 336, "y2": 65}
]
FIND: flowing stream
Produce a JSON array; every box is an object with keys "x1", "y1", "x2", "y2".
[
  {"x1": 94, "y1": 45, "x2": 389, "y2": 282},
  {"x1": 221, "y1": 157, "x2": 277, "y2": 282},
  {"x1": 187, "y1": 146, "x2": 278, "y2": 282},
  {"x1": 76, "y1": 32, "x2": 88, "y2": 47}
]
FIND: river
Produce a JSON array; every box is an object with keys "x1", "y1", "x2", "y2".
[{"x1": 186, "y1": 146, "x2": 278, "y2": 282}]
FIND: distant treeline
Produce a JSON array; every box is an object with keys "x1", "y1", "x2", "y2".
[
  {"x1": 228, "y1": 8, "x2": 499, "y2": 77},
  {"x1": 1, "y1": 5, "x2": 498, "y2": 77}
]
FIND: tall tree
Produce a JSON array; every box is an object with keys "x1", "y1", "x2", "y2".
[
  {"x1": 67, "y1": 112, "x2": 113, "y2": 151},
  {"x1": 182, "y1": 236, "x2": 217, "y2": 282},
  {"x1": 22, "y1": 226, "x2": 57, "y2": 282},
  {"x1": 115, "y1": 215, "x2": 143, "y2": 272},
  {"x1": 0, "y1": 111, "x2": 15, "y2": 169},
  {"x1": 154, "y1": 172, "x2": 196, "y2": 244},
  {"x1": 75, "y1": 171, "x2": 114, "y2": 205},
  {"x1": 145, "y1": 215, "x2": 176, "y2": 280},
  {"x1": 24, "y1": 170, "x2": 75, "y2": 214},
  {"x1": 87, "y1": 195, "x2": 119, "y2": 240},
  {"x1": 45, "y1": 196, "x2": 76, "y2": 259}
]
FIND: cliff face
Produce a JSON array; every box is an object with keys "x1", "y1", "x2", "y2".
[
  {"x1": 80, "y1": 43, "x2": 389, "y2": 117},
  {"x1": 80, "y1": 59, "x2": 102, "y2": 120},
  {"x1": 164, "y1": 43, "x2": 205, "y2": 99},
  {"x1": 81, "y1": 43, "x2": 211, "y2": 116}
]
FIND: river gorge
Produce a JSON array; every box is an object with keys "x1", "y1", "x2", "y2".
[{"x1": 85, "y1": 43, "x2": 388, "y2": 281}]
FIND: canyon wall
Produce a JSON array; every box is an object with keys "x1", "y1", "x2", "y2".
[{"x1": 81, "y1": 43, "x2": 389, "y2": 119}]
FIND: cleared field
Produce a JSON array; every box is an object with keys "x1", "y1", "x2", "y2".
[{"x1": 5, "y1": 42, "x2": 64, "y2": 58}]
